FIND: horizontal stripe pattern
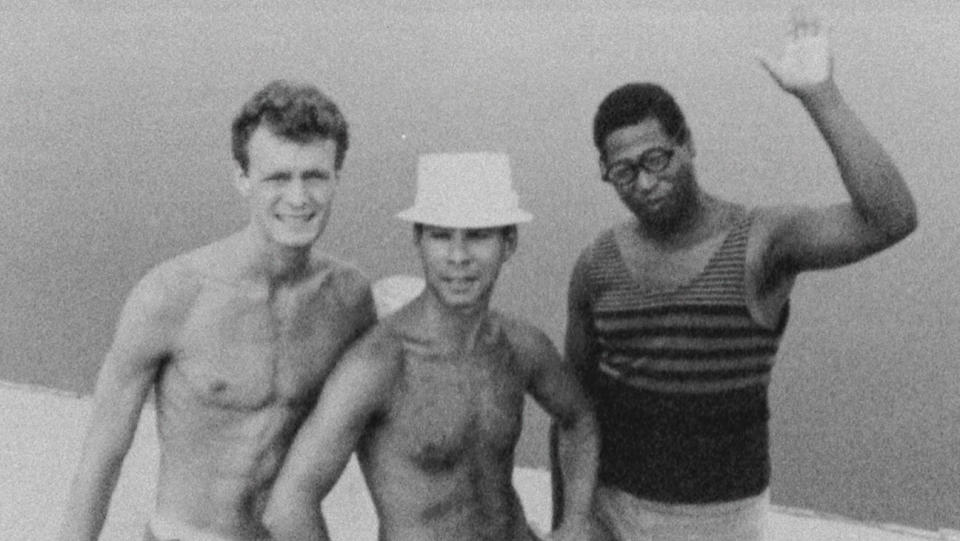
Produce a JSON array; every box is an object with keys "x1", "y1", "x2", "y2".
[
  {"x1": 582, "y1": 214, "x2": 785, "y2": 502},
  {"x1": 598, "y1": 362, "x2": 772, "y2": 394},
  {"x1": 588, "y1": 217, "x2": 786, "y2": 394}
]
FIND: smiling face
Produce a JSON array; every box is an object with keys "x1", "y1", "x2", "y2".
[
  {"x1": 416, "y1": 225, "x2": 516, "y2": 310},
  {"x1": 235, "y1": 124, "x2": 339, "y2": 249},
  {"x1": 602, "y1": 117, "x2": 699, "y2": 231}
]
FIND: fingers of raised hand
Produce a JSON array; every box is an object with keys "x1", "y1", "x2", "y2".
[{"x1": 790, "y1": 4, "x2": 823, "y2": 39}]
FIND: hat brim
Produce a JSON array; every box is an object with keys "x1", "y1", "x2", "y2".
[{"x1": 396, "y1": 206, "x2": 533, "y2": 228}]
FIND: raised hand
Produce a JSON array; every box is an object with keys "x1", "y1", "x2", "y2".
[{"x1": 757, "y1": 5, "x2": 834, "y2": 98}]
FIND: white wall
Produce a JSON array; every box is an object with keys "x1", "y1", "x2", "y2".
[{"x1": 1, "y1": 1, "x2": 957, "y2": 530}]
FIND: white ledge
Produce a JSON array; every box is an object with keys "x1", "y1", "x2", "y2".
[{"x1": 0, "y1": 381, "x2": 950, "y2": 540}]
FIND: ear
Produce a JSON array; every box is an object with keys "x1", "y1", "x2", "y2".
[
  {"x1": 233, "y1": 166, "x2": 252, "y2": 196},
  {"x1": 597, "y1": 155, "x2": 607, "y2": 183},
  {"x1": 411, "y1": 224, "x2": 423, "y2": 247},
  {"x1": 685, "y1": 134, "x2": 696, "y2": 158},
  {"x1": 501, "y1": 228, "x2": 518, "y2": 262}
]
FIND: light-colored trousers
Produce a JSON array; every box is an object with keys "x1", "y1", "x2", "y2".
[
  {"x1": 143, "y1": 514, "x2": 267, "y2": 541},
  {"x1": 593, "y1": 486, "x2": 769, "y2": 541}
]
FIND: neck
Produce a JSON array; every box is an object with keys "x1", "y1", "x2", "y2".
[
  {"x1": 418, "y1": 292, "x2": 494, "y2": 354},
  {"x1": 639, "y1": 189, "x2": 715, "y2": 245},
  {"x1": 241, "y1": 226, "x2": 316, "y2": 285}
]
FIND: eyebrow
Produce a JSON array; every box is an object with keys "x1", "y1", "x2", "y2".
[
  {"x1": 261, "y1": 168, "x2": 332, "y2": 181},
  {"x1": 302, "y1": 168, "x2": 332, "y2": 179},
  {"x1": 611, "y1": 147, "x2": 670, "y2": 164},
  {"x1": 263, "y1": 171, "x2": 292, "y2": 181}
]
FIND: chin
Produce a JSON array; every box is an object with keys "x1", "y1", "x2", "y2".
[
  {"x1": 271, "y1": 223, "x2": 325, "y2": 247},
  {"x1": 440, "y1": 295, "x2": 479, "y2": 309},
  {"x1": 434, "y1": 287, "x2": 485, "y2": 309},
  {"x1": 271, "y1": 232, "x2": 320, "y2": 249}
]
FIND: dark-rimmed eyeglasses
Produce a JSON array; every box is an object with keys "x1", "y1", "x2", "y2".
[{"x1": 602, "y1": 147, "x2": 675, "y2": 189}]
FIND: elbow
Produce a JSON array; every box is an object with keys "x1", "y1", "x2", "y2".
[
  {"x1": 261, "y1": 492, "x2": 283, "y2": 534},
  {"x1": 558, "y1": 404, "x2": 599, "y2": 439},
  {"x1": 262, "y1": 497, "x2": 312, "y2": 541},
  {"x1": 900, "y1": 203, "x2": 919, "y2": 239},
  {"x1": 263, "y1": 480, "x2": 325, "y2": 538},
  {"x1": 862, "y1": 190, "x2": 918, "y2": 247},
  {"x1": 882, "y1": 203, "x2": 918, "y2": 245},
  {"x1": 261, "y1": 506, "x2": 282, "y2": 538},
  {"x1": 883, "y1": 177, "x2": 920, "y2": 244}
]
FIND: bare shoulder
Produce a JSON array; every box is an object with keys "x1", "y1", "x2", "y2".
[
  {"x1": 571, "y1": 231, "x2": 605, "y2": 273},
  {"x1": 322, "y1": 255, "x2": 374, "y2": 308},
  {"x1": 749, "y1": 203, "x2": 809, "y2": 238},
  {"x1": 105, "y1": 255, "x2": 204, "y2": 376},
  {"x1": 740, "y1": 205, "x2": 803, "y2": 327},
  {"x1": 495, "y1": 312, "x2": 561, "y2": 369},
  {"x1": 123, "y1": 255, "x2": 203, "y2": 325},
  {"x1": 340, "y1": 317, "x2": 405, "y2": 381},
  {"x1": 744, "y1": 203, "x2": 811, "y2": 271}
]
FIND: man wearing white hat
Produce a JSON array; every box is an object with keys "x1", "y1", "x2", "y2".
[{"x1": 264, "y1": 152, "x2": 601, "y2": 541}]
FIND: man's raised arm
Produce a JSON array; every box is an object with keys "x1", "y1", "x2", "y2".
[{"x1": 756, "y1": 6, "x2": 917, "y2": 276}]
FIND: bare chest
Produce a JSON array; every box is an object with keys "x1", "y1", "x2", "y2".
[
  {"x1": 166, "y1": 282, "x2": 360, "y2": 409},
  {"x1": 388, "y1": 348, "x2": 527, "y2": 473}
]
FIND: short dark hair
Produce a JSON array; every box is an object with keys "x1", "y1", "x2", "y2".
[
  {"x1": 593, "y1": 83, "x2": 689, "y2": 159},
  {"x1": 413, "y1": 223, "x2": 517, "y2": 241},
  {"x1": 231, "y1": 80, "x2": 349, "y2": 173}
]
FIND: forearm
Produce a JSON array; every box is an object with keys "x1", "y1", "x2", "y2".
[
  {"x1": 553, "y1": 410, "x2": 599, "y2": 524},
  {"x1": 58, "y1": 435, "x2": 133, "y2": 541},
  {"x1": 801, "y1": 81, "x2": 917, "y2": 239},
  {"x1": 263, "y1": 494, "x2": 330, "y2": 541},
  {"x1": 59, "y1": 395, "x2": 144, "y2": 541},
  {"x1": 265, "y1": 462, "x2": 343, "y2": 541}
]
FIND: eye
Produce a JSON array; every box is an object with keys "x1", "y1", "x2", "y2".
[
  {"x1": 303, "y1": 169, "x2": 332, "y2": 182},
  {"x1": 264, "y1": 173, "x2": 290, "y2": 183},
  {"x1": 425, "y1": 228, "x2": 452, "y2": 240},
  {"x1": 639, "y1": 148, "x2": 673, "y2": 172},
  {"x1": 608, "y1": 163, "x2": 635, "y2": 180},
  {"x1": 466, "y1": 228, "x2": 496, "y2": 240}
]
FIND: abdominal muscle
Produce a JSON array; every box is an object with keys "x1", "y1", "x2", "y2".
[
  {"x1": 364, "y1": 457, "x2": 531, "y2": 541},
  {"x1": 151, "y1": 362, "x2": 315, "y2": 539}
]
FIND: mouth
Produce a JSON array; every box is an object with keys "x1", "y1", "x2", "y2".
[
  {"x1": 275, "y1": 211, "x2": 318, "y2": 224},
  {"x1": 642, "y1": 197, "x2": 668, "y2": 210},
  {"x1": 442, "y1": 276, "x2": 478, "y2": 291}
]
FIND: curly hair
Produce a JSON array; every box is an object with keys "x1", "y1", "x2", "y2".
[
  {"x1": 231, "y1": 80, "x2": 349, "y2": 173},
  {"x1": 593, "y1": 82, "x2": 689, "y2": 160}
]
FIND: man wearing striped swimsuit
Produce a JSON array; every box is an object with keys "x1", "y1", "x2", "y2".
[{"x1": 554, "y1": 9, "x2": 918, "y2": 540}]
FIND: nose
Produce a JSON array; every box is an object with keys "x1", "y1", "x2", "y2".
[
  {"x1": 446, "y1": 236, "x2": 470, "y2": 265},
  {"x1": 284, "y1": 178, "x2": 309, "y2": 207},
  {"x1": 633, "y1": 170, "x2": 659, "y2": 192}
]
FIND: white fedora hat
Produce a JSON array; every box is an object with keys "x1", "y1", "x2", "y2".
[{"x1": 396, "y1": 152, "x2": 533, "y2": 228}]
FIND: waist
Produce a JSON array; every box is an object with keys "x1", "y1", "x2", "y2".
[
  {"x1": 589, "y1": 370, "x2": 771, "y2": 502},
  {"x1": 594, "y1": 485, "x2": 769, "y2": 540},
  {"x1": 148, "y1": 513, "x2": 270, "y2": 541},
  {"x1": 588, "y1": 368, "x2": 770, "y2": 429},
  {"x1": 153, "y1": 475, "x2": 272, "y2": 539}
]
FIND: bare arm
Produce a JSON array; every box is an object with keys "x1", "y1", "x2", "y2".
[
  {"x1": 263, "y1": 336, "x2": 398, "y2": 541},
  {"x1": 514, "y1": 319, "x2": 599, "y2": 541},
  {"x1": 58, "y1": 267, "x2": 185, "y2": 541},
  {"x1": 551, "y1": 248, "x2": 600, "y2": 531},
  {"x1": 756, "y1": 7, "x2": 917, "y2": 279},
  {"x1": 564, "y1": 250, "x2": 598, "y2": 384}
]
